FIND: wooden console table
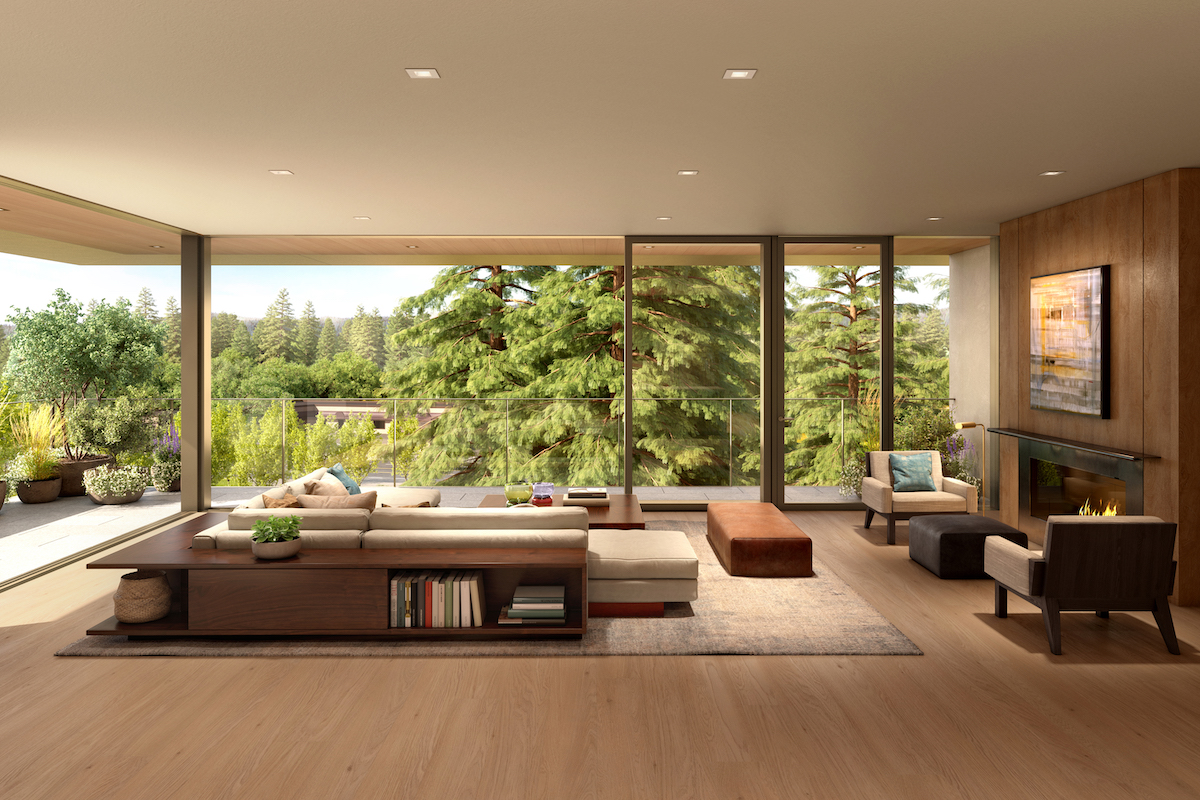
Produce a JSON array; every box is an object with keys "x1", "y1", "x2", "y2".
[
  {"x1": 86, "y1": 514, "x2": 586, "y2": 639},
  {"x1": 478, "y1": 493, "x2": 646, "y2": 529}
]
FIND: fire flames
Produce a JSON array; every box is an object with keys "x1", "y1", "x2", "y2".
[{"x1": 1078, "y1": 499, "x2": 1119, "y2": 516}]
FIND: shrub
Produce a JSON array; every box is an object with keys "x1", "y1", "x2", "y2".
[
  {"x1": 151, "y1": 460, "x2": 182, "y2": 492},
  {"x1": 67, "y1": 398, "x2": 157, "y2": 459},
  {"x1": 84, "y1": 464, "x2": 148, "y2": 496}
]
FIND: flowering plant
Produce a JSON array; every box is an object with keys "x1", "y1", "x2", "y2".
[
  {"x1": 152, "y1": 420, "x2": 181, "y2": 465},
  {"x1": 943, "y1": 435, "x2": 980, "y2": 489},
  {"x1": 84, "y1": 464, "x2": 148, "y2": 497}
]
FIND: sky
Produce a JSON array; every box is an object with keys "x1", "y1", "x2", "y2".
[{"x1": 0, "y1": 252, "x2": 947, "y2": 324}]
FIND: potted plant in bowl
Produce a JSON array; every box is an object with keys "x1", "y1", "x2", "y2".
[
  {"x1": 64, "y1": 397, "x2": 158, "y2": 494},
  {"x1": 249, "y1": 515, "x2": 303, "y2": 559},
  {"x1": 83, "y1": 464, "x2": 148, "y2": 505},
  {"x1": 150, "y1": 419, "x2": 182, "y2": 493},
  {"x1": 7, "y1": 405, "x2": 65, "y2": 504}
]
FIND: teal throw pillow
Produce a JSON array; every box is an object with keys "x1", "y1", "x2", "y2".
[
  {"x1": 889, "y1": 452, "x2": 936, "y2": 492},
  {"x1": 327, "y1": 462, "x2": 361, "y2": 495}
]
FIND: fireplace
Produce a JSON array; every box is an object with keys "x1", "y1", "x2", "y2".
[
  {"x1": 1030, "y1": 460, "x2": 1126, "y2": 519},
  {"x1": 993, "y1": 428, "x2": 1151, "y2": 524}
]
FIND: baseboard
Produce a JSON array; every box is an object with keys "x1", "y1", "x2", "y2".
[{"x1": 588, "y1": 601, "x2": 664, "y2": 618}]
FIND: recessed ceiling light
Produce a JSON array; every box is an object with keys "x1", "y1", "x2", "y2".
[
  {"x1": 268, "y1": 170, "x2": 294, "y2": 176},
  {"x1": 405, "y1": 68, "x2": 440, "y2": 79},
  {"x1": 1040, "y1": 170, "x2": 1066, "y2": 176},
  {"x1": 406, "y1": 245, "x2": 419, "y2": 249},
  {"x1": 723, "y1": 69, "x2": 757, "y2": 79},
  {"x1": 677, "y1": 170, "x2": 699, "y2": 176},
  {"x1": 656, "y1": 216, "x2": 672, "y2": 221},
  {"x1": 643, "y1": 245, "x2": 654, "y2": 249},
  {"x1": 852, "y1": 246, "x2": 864, "y2": 250},
  {"x1": 353, "y1": 216, "x2": 371, "y2": 220},
  {"x1": 149, "y1": 245, "x2": 164, "y2": 249},
  {"x1": 926, "y1": 217, "x2": 944, "y2": 221},
  {"x1": 0, "y1": 207, "x2": 8, "y2": 212}
]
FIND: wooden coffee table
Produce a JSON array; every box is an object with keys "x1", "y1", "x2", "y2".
[{"x1": 478, "y1": 494, "x2": 645, "y2": 529}]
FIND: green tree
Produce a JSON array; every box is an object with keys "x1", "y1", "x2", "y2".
[
  {"x1": 5, "y1": 289, "x2": 163, "y2": 459},
  {"x1": 161, "y1": 296, "x2": 182, "y2": 361},
  {"x1": 295, "y1": 301, "x2": 321, "y2": 366},
  {"x1": 311, "y1": 352, "x2": 382, "y2": 398},
  {"x1": 0, "y1": 325, "x2": 10, "y2": 373},
  {"x1": 226, "y1": 400, "x2": 303, "y2": 486},
  {"x1": 135, "y1": 287, "x2": 157, "y2": 322},
  {"x1": 211, "y1": 312, "x2": 241, "y2": 358},
  {"x1": 252, "y1": 289, "x2": 297, "y2": 363},
  {"x1": 316, "y1": 318, "x2": 344, "y2": 361},
  {"x1": 384, "y1": 306, "x2": 428, "y2": 371},
  {"x1": 385, "y1": 263, "x2": 758, "y2": 487},
  {"x1": 346, "y1": 306, "x2": 386, "y2": 369},
  {"x1": 229, "y1": 318, "x2": 255, "y2": 359}
]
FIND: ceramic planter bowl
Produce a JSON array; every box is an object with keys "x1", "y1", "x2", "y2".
[
  {"x1": 59, "y1": 455, "x2": 116, "y2": 497},
  {"x1": 16, "y1": 477, "x2": 62, "y2": 504},
  {"x1": 251, "y1": 538, "x2": 302, "y2": 559},
  {"x1": 88, "y1": 488, "x2": 146, "y2": 505}
]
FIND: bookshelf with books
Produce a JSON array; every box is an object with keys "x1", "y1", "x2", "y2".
[{"x1": 85, "y1": 520, "x2": 587, "y2": 639}]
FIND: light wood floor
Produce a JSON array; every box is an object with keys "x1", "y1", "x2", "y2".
[{"x1": 2, "y1": 510, "x2": 1198, "y2": 800}]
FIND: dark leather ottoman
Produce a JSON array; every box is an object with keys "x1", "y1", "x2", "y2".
[
  {"x1": 909, "y1": 515, "x2": 1027, "y2": 578},
  {"x1": 707, "y1": 502, "x2": 813, "y2": 577}
]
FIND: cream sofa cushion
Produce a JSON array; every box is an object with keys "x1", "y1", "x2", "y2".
[
  {"x1": 375, "y1": 487, "x2": 442, "y2": 508},
  {"x1": 587, "y1": 529, "x2": 699, "y2": 580},
  {"x1": 362, "y1": 528, "x2": 587, "y2": 549},
  {"x1": 192, "y1": 521, "x2": 363, "y2": 549},
  {"x1": 368, "y1": 506, "x2": 587, "y2": 531},
  {"x1": 228, "y1": 507, "x2": 371, "y2": 531},
  {"x1": 297, "y1": 491, "x2": 376, "y2": 510},
  {"x1": 240, "y1": 467, "x2": 330, "y2": 509}
]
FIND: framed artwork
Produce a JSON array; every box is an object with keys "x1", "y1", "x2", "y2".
[{"x1": 1030, "y1": 264, "x2": 1110, "y2": 418}]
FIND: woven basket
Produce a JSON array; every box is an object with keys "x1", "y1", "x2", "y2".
[{"x1": 113, "y1": 570, "x2": 172, "y2": 623}]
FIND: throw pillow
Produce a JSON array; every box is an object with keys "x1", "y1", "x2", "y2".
[
  {"x1": 263, "y1": 492, "x2": 303, "y2": 509},
  {"x1": 326, "y1": 463, "x2": 361, "y2": 495},
  {"x1": 296, "y1": 490, "x2": 377, "y2": 510},
  {"x1": 304, "y1": 478, "x2": 350, "y2": 497},
  {"x1": 888, "y1": 452, "x2": 937, "y2": 492},
  {"x1": 381, "y1": 501, "x2": 431, "y2": 508}
]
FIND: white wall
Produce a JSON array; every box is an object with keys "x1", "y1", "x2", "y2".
[{"x1": 949, "y1": 241, "x2": 999, "y2": 505}]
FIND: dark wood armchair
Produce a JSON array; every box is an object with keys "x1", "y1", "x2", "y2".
[{"x1": 984, "y1": 515, "x2": 1179, "y2": 655}]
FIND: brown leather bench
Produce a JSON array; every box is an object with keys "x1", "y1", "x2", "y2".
[{"x1": 707, "y1": 502, "x2": 813, "y2": 577}]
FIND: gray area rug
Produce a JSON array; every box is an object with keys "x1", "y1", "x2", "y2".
[{"x1": 56, "y1": 520, "x2": 920, "y2": 657}]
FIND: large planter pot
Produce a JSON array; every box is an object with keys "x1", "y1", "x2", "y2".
[
  {"x1": 89, "y1": 487, "x2": 146, "y2": 505},
  {"x1": 16, "y1": 477, "x2": 62, "y2": 504},
  {"x1": 59, "y1": 455, "x2": 116, "y2": 497},
  {"x1": 113, "y1": 570, "x2": 172, "y2": 623},
  {"x1": 251, "y1": 538, "x2": 302, "y2": 560}
]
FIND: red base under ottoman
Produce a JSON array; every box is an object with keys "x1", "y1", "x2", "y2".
[{"x1": 707, "y1": 503, "x2": 813, "y2": 577}]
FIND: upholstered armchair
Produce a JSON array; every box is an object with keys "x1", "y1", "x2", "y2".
[
  {"x1": 984, "y1": 515, "x2": 1179, "y2": 655},
  {"x1": 862, "y1": 450, "x2": 977, "y2": 544}
]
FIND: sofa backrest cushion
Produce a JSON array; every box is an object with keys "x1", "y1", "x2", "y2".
[
  {"x1": 375, "y1": 487, "x2": 442, "y2": 508},
  {"x1": 362, "y1": 528, "x2": 588, "y2": 549},
  {"x1": 228, "y1": 507, "x2": 371, "y2": 531},
  {"x1": 241, "y1": 467, "x2": 330, "y2": 509},
  {"x1": 368, "y1": 506, "x2": 588, "y2": 531},
  {"x1": 297, "y1": 491, "x2": 376, "y2": 510}
]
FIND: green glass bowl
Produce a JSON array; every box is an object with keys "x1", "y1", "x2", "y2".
[{"x1": 504, "y1": 482, "x2": 533, "y2": 504}]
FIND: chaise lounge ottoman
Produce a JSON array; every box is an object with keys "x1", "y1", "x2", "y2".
[
  {"x1": 707, "y1": 502, "x2": 813, "y2": 577},
  {"x1": 587, "y1": 529, "x2": 699, "y2": 617},
  {"x1": 908, "y1": 515, "x2": 1028, "y2": 578}
]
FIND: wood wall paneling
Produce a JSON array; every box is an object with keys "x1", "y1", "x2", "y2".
[
  {"x1": 1171, "y1": 169, "x2": 1200, "y2": 604},
  {"x1": 1016, "y1": 182, "x2": 1145, "y2": 453}
]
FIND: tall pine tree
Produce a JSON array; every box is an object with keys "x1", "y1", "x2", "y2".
[
  {"x1": 135, "y1": 287, "x2": 157, "y2": 322},
  {"x1": 161, "y1": 296, "x2": 182, "y2": 361},
  {"x1": 230, "y1": 319, "x2": 255, "y2": 359},
  {"x1": 316, "y1": 318, "x2": 344, "y2": 361},
  {"x1": 252, "y1": 289, "x2": 296, "y2": 362},
  {"x1": 211, "y1": 311, "x2": 241, "y2": 357},
  {"x1": 347, "y1": 306, "x2": 386, "y2": 368},
  {"x1": 295, "y1": 301, "x2": 321, "y2": 365}
]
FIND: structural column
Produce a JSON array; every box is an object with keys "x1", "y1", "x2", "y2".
[{"x1": 180, "y1": 235, "x2": 211, "y2": 511}]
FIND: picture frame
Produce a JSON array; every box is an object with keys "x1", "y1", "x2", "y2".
[{"x1": 1029, "y1": 264, "x2": 1110, "y2": 418}]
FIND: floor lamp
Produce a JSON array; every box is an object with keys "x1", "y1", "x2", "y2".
[{"x1": 955, "y1": 422, "x2": 986, "y2": 514}]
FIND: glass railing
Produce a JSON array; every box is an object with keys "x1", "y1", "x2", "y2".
[{"x1": 209, "y1": 396, "x2": 953, "y2": 497}]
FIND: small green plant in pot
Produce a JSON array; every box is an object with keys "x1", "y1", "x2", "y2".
[{"x1": 249, "y1": 514, "x2": 303, "y2": 559}]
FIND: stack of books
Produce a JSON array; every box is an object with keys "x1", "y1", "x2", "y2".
[
  {"x1": 389, "y1": 570, "x2": 485, "y2": 628},
  {"x1": 499, "y1": 585, "x2": 566, "y2": 625},
  {"x1": 563, "y1": 487, "x2": 609, "y2": 506}
]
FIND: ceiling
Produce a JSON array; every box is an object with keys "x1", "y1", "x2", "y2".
[{"x1": 2, "y1": 0, "x2": 1198, "y2": 239}]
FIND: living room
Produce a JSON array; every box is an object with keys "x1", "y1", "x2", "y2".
[{"x1": 2, "y1": 2, "x2": 1200, "y2": 798}]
